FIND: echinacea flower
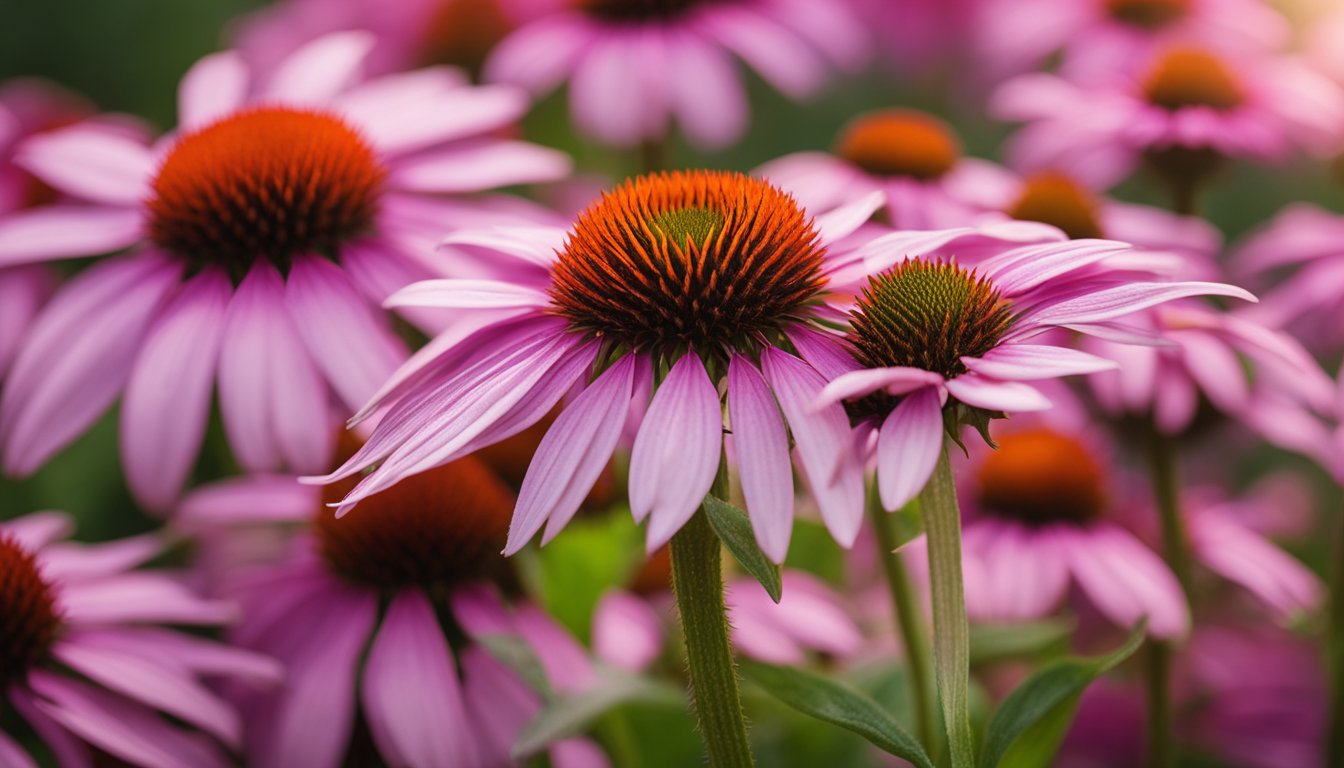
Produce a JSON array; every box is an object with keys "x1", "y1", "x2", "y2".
[
  {"x1": 483, "y1": 0, "x2": 869, "y2": 149},
  {"x1": 756, "y1": 108, "x2": 996, "y2": 230},
  {"x1": 992, "y1": 45, "x2": 1344, "y2": 189},
  {"x1": 813, "y1": 226, "x2": 1252, "y2": 511},
  {"x1": 317, "y1": 170, "x2": 887, "y2": 562},
  {"x1": 0, "y1": 511, "x2": 280, "y2": 767},
  {"x1": 179, "y1": 454, "x2": 606, "y2": 768},
  {"x1": 0, "y1": 32, "x2": 570, "y2": 511}
]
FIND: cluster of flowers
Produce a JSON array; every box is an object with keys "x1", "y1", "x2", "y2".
[{"x1": 2, "y1": 0, "x2": 1343, "y2": 766}]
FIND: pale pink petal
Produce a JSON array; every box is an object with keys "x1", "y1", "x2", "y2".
[
  {"x1": 979, "y1": 238, "x2": 1133, "y2": 295},
  {"x1": 339, "y1": 79, "x2": 527, "y2": 155},
  {"x1": 875, "y1": 386, "x2": 943, "y2": 511},
  {"x1": 513, "y1": 603, "x2": 598, "y2": 692},
  {"x1": 629, "y1": 353, "x2": 722, "y2": 550},
  {"x1": 728, "y1": 354, "x2": 794, "y2": 563},
  {"x1": 1177, "y1": 332, "x2": 1249, "y2": 413},
  {"x1": 944, "y1": 375, "x2": 1050, "y2": 412},
  {"x1": 1026, "y1": 282, "x2": 1257, "y2": 326},
  {"x1": 1190, "y1": 512, "x2": 1322, "y2": 620},
  {"x1": 816, "y1": 366, "x2": 945, "y2": 408},
  {"x1": 439, "y1": 226, "x2": 566, "y2": 271},
  {"x1": 8, "y1": 687, "x2": 91, "y2": 768},
  {"x1": 0, "y1": 728, "x2": 36, "y2": 768},
  {"x1": 592, "y1": 590, "x2": 664, "y2": 673},
  {"x1": 73, "y1": 627, "x2": 282, "y2": 683},
  {"x1": 391, "y1": 140, "x2": 572, "y2": 193},
  {"x1": 961, "y1": 345, "x2": 1116, "y2": 381},
  {"x1": 58, "y1": 573, "x2": 236, "y2": 625},
  {"x1": 784, "y1": 325, "x2": 861, "y2": 381},
  {"x1": 550, "y1": 739, "x2": 612, "y2": 768},
  {"x1": 177, "y1": 50, "x2": 248, "y2": 129},
  {"x1": 0, "y1": 206, "x2": 143, "y2": 267},
  {"x1": 508, "y1": 354, "x2": 637, "y2": 553},
  {"x1": 176, "y1": 475, "x2": 316, "y2": 526},
  {"x1": 569, "y1": 34, "x2": 650, "y2": 146},
  {"x1": 16, "y1": 126, "x2": 154, "y2": 204},
  {"x1": 38, "y1": 535, "x2": 160, "y2": 581},
  {"x1": 120, "y1": 268, "x2": 229, "y2": 511},
  {"x1": 362, "y1": 590, "x2": 476, "y2": 768},
  {"x1": 1, "y1": 510, "x2": 74, "y2": 551},
  {"x1": 972, "y1": 522, "x2": 1070, "y2": 621},
  {"x1": 0, "y1": 265, "x2": 53, "y2": 377},
  {"x1": 263, "y1": 32, "x2": 373, "y2": 104},
  {"x1": 700, "y1": 6, "x2": 824, "y2": 98},
  {"x1": 666, "y1": 32, "x2": 747, "y2": 148},
  {"x1": 1153, "y1": 361, "x2": 1199, "y2": 435},
  {"x1": 484, "y1": 16, "x2": 593, "y2": 94},
  {"x1": 1065, "y1": 526, "x2": 1189, "y2": 639},
  {"x1": 459, "y1": 645, "x2": 539, "y2": 764},
  {"x1": 812, "y1": 190, "x2": 884, "y2": 245},
  {"x1": 384, "y1": 278, "x2": 551, "y2": 310}
]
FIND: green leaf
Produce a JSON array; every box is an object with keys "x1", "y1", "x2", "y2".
[
  {"x1": 978, "y1": 622, "x2": 1147, "y2": 768},
  {"x1": 889, "y1": 498, "x2": 925, "y2": 548},
  {"x1": 702, "y1": 495, "x2": 783, "y2": 603},
  {"x1": 741, "y1": 660, "x2": 936, "y2": 768},
  {"x1": 513, "y1": 671, "x2": 682, "y2": 758},
  {"x1": 969, "y1": 619, "x2": 1075, "y2": 665}
]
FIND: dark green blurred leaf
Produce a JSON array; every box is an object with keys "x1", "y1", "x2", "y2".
[
  {"x1": 703, "y1": 495, "x2": 782, "y2": 603},
  {"x1": 741, "y1": 659, "x2": 935, "y2": 768},
  {"x1": 969, "y1": 619, "x2": 1075, "y2": 666},
  {"x1": 513, "y1": 671, "x2": 682, "y2": 758},
  {"x1": 890, "y1": 498, "x2": 925, "y2": 548},
  {"x1": 978, "y1": 622, "x2": 1146, "y2": 768}
]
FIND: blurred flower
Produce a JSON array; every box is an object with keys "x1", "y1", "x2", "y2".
[
  {"x1": 180, "y1": 454, "x2": 606, "y2": 768},
  {"x1": 993, "y1": 45, "x2": 1344, "y2": 188},
  {"x1": 1243, "y1": 361, "x2": 1344, "y2": 484},
  {"x1": 483, "y1": 0, "x2": 869, "y2": 149},
  {"x1": 317, "y1": 170, "x2": 890, "y2": 561},
  {"x1": 813, "y1": 226, "x2": 1252, "y2": 511},
  {"x1": 0, "y1": 511, "x2": 280, "y2": 767},
  {"x1": 0, "y1": 32, "x2": 570, "y2": 511},
  {"x1": 854, "y1": 0, "x2": 971, "y2": 78}
]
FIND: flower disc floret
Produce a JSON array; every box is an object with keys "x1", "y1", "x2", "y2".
[
  {"x1": 147, "y1": 106, "x2": 387, "y2": 274},
  {"x1": 317, "y1": 455, "x2": 515, "y2": 590},
  {"x1": 549, "y1": 170, "x2": 827, "y2": 357},
  {"x1": 1143, "y1": 48, "x2": 1245, "y2": 111},
  {"x1": 1006, "y1": 172, "x2": 1105, "y2": 240},
  {"x1": 834, "y1": 110, "x2": 961, "y2": 180},
  {"x1": 0, "y1": 535, "x2": 60, "y2": 686},
  {"x1": 1105, "y1": 0, "x2": 1190, "y2": 30},
  {"x1": 974, "y1": 428, "x2": 1106, "y2": 526}
]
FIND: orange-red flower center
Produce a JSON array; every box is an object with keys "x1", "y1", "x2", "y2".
[
  {"x1": 975, "y1": 428, "x2": 1107, "y2": 525},
  {"x1": 1143, "y1": 48, "x2": 1245, "y2": 111},
  {"x1": 146, "y1": 106, "x2": 386, "y2": 275},
  {"x1": 1005, "y1": 172, "x2": 1106, "y2": 240},
  {"x1": 1105, "y1": 0, "x2": 1190, "y2": 29},
  {"x1": 0, "y1": 534, "x2": 61, "y2": 686},
  {"x1": 317, "y1": 455, "x2": 515, "y2": 591},
  {"x1": 834, "y1": 109, "x2": 962, "y2": 180},
  {"x1": 549, "y1": 170, "x2": 827, "y2": 357}
]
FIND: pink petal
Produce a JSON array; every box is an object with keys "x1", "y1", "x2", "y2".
[
  {"x1": 438, "y1": 226, "x2": 566, "y2": 271},
  {"x1": 701, "y1": 6, "x2": 824, "y2": 98},
  {"x1": 971, "y1": 522, "x2": 1070, "y2": 621},
  {"x1": 1, "y1": 510, "x2": 74, "y2": 551},
  {"x1": 592, "y1": 590, "x2": 664, "y2": 672},
  {"x1": 508, "y1": 353, "x2": 637, "y2": 554},
  {"x1": 1026, "y1": 281, "x2": 1257, "y2": 326},
  {"x1": 263, "y1": 32, "x2": 374, "y2": 104},
  {"x1": 1064, "y1": 526, "x2": 1189, "y2": 639},
  {"x1": 513, "y1": 603, "x2": 598, "y2": 693},
  {"x1": 728, "y1": 354, "x2": 794, "y2": 563},
  {"x1": 72, "y1": 626, "x2": 282, "y2": 683},
  {"x1": 459, "y1": 645, "x2": 540, "y2": 764},
  {"x1": 569, "y1": 34, "x2": 652, "y2": 146},
  {"x1": 1176, "y1": 331, "x2": 1249, "y2": 413},
  {"x1": 0, "y1": 206, "x2": 143, "y2": 267},
  {"x1": 483, "y1": 16, "x2": 593, "y2": 94},
  {"x1": 944, "y1": 375, "x2": 1050, "y2": 412},
  {"x1": 339, "y1": 79, "x2": 527, "y2": 155},
  {"x1": 784, "y1": 325, "x2": 861, "y2": 381},
  {"x1": 38, "y1": 535, "x2": 161, "y2": 581},
  {"x1": 120, "y1": 268, "x2": 229, "y2": 511},
  {"x1": 875, "y1": 386, "x2": 943, "y2": 511},
  {"x1": 816, "y1": 366, "x2": 945, "y2": 408},
  {"x1": 666, "y1": 32, "x2": 747, "y2": 148},
  {"x1": 0, "y1": 729, "x2": 36, "y2": 768},
  {"x1": 629, "y1": 353, "x2": 722, "y2": 550},
  {"x1": 58, "y1": 573, "x2": 236, "y2": 625},
  {"x1": 979, "y1": 238, "x2": 1132, "y2": 296},
  {"x1": 1190, "y1": 512, "x2": 1322, "y2": 620},
  {"x1": 812, "y1": 190, "x2": 885, "y2": 246},
  {"x1": 8, "y1": 687, "x2": 91, "y2": 768},
  {"x1": 362, "y1": 590, "x2": 477, "y2": 768},
  {"x1": 384, "y1": 278, "x2": 551, "y2": 310},
  {"x1": 390, "y1": 140, "x2": 572, "y2": 193},
  {"x1": 16, "y1": 126, "x2": 154, "y2": 204},
  {"x1": 177, "y1": 50, "x2": 248, "y2": 129},
  {"x1": 176, "y1": 474, "x2": 316, "y2": 526},
  {"x1": 961, "y1": 344, "x2": 1116, "y2": 381}
]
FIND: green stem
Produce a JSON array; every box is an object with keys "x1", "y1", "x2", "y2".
[
  {"x1": 1144, "y1": 429, "x2": 1188, "y2": 768},
  {"x1": 670, "y1": 469, "x2": 755, "y2": 768},
  {"x1": 1326, "y1": 495, "x2": 1344, "y2": 768},
  {"x1": 920, "y1": 441, "x2": 974, "y2": 768},
  {"x1": 868, "y1": 490, "x2": 939, "y2": 754}
]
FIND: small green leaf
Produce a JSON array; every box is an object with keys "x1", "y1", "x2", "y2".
[
  {"x1": 978, "y1": 622, "x2": 1147, "y2": 768},
  {"x1": 741, "y1": 660, "x2": 936, "y2": 768},
  {"x1": 702, "y1": 495, "x2": 783, "y2": 603},
  {"x1": 513, "y1": 672, "x2": 682, "y2": 758},
  {"x1": 969, "y1": 619, "x2": 1075, "y2": 665},
  {"x1": 477, "y1": 634, "x2": 553, "y2": 700},
  {"x1": 889, "y1": 498, "x2": 925, "y2": 548}
]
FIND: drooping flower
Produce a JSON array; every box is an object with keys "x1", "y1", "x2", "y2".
[
  {"x1": 483, "y1": 0, "x2": 869, "y2": 149},
  {"x1": 0, "y1": 511, "x2": 280, "y2": 767},
  {"x1": 317, "y1": 170, "x2": 891, "y2": 562},
  {"x1": 813, "y1": 226, "x2": 1253, "y2": 511},
  {"x1": 0, "y1": 32, "x2": 570, "y2": 511},
  {"x1": 178, "y1": 454, "x2": 606, "y2": 768},
  {"x1": 992, "y1": 45, "x2": 1344, "y2": 188}
]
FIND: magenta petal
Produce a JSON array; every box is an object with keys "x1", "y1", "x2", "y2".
[
  {"x1": 875, "y1": 386, "x2": 943, "y2": 511},
  {"x1": 1190, "y1": 512, "x2": 1322, "y2": 620},
  {"x1": 74, "y1": 627, "x2": 282, "y2": 683},
  {"x1": 177, "y1": 474, "x2": 316, "y2": 526},
  {"x1": 120, "y1": 268, "x2": 229, "y2": 511},
  {"x1": 961, "y1": 344, "x2": 1116, "y2": 381},
  {"x1": 58, "y1": 573, "x2": 235, "y2": 625},
  {"x1": 8, "y1": 687, "x2": 92, "y2": 768},
  {"x1": 0, "y1": 206, "x2": 143, "y2": 266},
  {"x1": 177, "y1": 50, "x2": 248, "y2": 129},
  {"x1": 0, "y1": 728, "x2": 36, "y2": 768},
  {"x1": 784, "y1": 325, "x2": 861, "y2": 380},
  {"x1": 16, "y1": 125, "x2": 154, "y2": 205},
  {"x1": 944, "y1": 375, "x2": 1050, "y2": 412},
  {"x1": 728, "y1": 354, "x2": 794, "y2": 563},
  {"x1": 550, "y1": 739, "x2": 612, "y2": 768},
  {"x1": 513, "y1": 603, "x2": 598, "y2": 692},
  {"x1": 816, "y1": 366, "x2": 944, "y2": 408},
  {"x1": 459, "y1": 644, "x2": 541, "y2": 764},
  {"x1": 592, "y1": 589, "x2": 665, "y2": 672},
  {"x1": 629, "y1": 353, "x2": 722, "y2": 550},
  {"x1": 1027, "y1": 281, "x2": 1257, "y2": 326},
  {"x1": 362, "y1": 590, "x2": 477, "y2": 768},
  {"x1": 508, "y1": 354, "x2": 637, "y2": 554},
  {"x1": 263, "y1": 32, "x2": 374, "y2": 104},
  {"x1": 1065, "y1": 526, "x2": 1189, "y2": 639},
  {"x1": 390, "y1": 141, "x2": 573, "y2": 193}
]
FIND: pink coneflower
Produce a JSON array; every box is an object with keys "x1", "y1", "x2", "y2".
[
  {"x1": 0, "y1": 511, "x2": 281, "y2": 767},
  {"x1": 755, "y1": 109, "x2": 997, "y2": 230},
  {"x1": 318, "y1": 170, "x2": 893, "y2": 562},
  {"x1": 974, "y1": 0, "x2": 1288, "y2": 84},
  {"x1": 483, "y1": 0, "x2": 868, "y2": 149},
  {"x1": 1244, "y1": 362, "x2": 1344, "y2": 485},
  {"x1": 992, "y1": 45, "x2": 1344, "y2": 189},
  {"x1": 0, "y1": 32, "x2": 570, "y2": 511},
  {"x1": 813, "y1": 229, "x2": 1252, "y2": 512},
  {"x1": 181, "y1": 454, "x2": 605, "y2": 767}
]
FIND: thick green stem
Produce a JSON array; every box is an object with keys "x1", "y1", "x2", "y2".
[
  {"x1": 868, "y1": 491, "x2": 939, "y2": 754},
  {"x1": 1144, "y1": 430, "x2": 1188, "y2": 768},
  {"x1": 670, "y1": 469, "x2": 755, "y2": 768},
  {"x1": 1326, "y1": 496, "x2": 1344, "y2": 768},
  {"x1": 920, "y1": 442, "x2": 974, "y2": 768}
]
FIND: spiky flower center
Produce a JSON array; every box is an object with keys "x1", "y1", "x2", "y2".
[
  {"x1": 147, "y1": 107, "x2": 386, "y2": 276},
  {"x1": 549, "y1": 170, "x2": 827, "y2": 357},
  {"x1": 1006, "y1": 172, "x2": 1105, "y2": 240},
  {"x1": 576, "y1": 0, "x2": 718, "y2": 21},
  {"x1": 834, "y1": 109, "x2": 961, "y2": 180},
  {"x1": 1105, "y1": 0, "x2": 1189, "y2": 29},
  {"x1": 975, "y1": 428, "x2": 1106, "y2": 526},
  {"x1": 1143, "y1": 48, "x2": 1244, "y2": 111},
  {"x1": 317, "y1": 456, "x2": 514, "y2": 591},
  {"x1": 0, "y1": 535, "x2": 61, "y2": 686}
]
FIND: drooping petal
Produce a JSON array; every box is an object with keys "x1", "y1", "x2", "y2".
[
  {"x1": 629, "y1": 353, "x2": 722, "y2": 550},
  {"x1": 384, "y1": 278, "x2": 551, "y2": 310},
  {"x1": 1189, "y1": 511, "x2": 1322, "y2": 621},
  {"x1": 389, "y1": 140, "x2": 572, "y2": 193},
  {"x1": 815, "y1": 366, "x2": 945, "y2": 408},
  {"x1": 979, "y1": 238, "x2": 1132, "y2": 296},
  {"x1": 666, "y1": 32, "x2": 747, "y2": 148},
  {"x1": 1064, "y1": 525, "x2": 1189, "y2": 639},
  {"x1": 875, "y1": 386, "x2": 943, "y2": 511},
  {"x1": 728, "y1": 354, "x2": 794, "y2": 563},
  {"x1": 812, "y1": 190, "x2": 884, "y2": 246},
  {"x1": 1026, "y1": 282, "x2": 1257, "y2": 326},
  {"x1": 0, "y1": 206, "x2": 143, "y2": 267},
  {"x1": 944, "y1": 375, "x2": 1051, "y2": 412},
  {"x1": 58, "y1": 573, "x2": 236, "y2": 625},
  {"x1": 16, "y1": 126, "x2": 155, "y2": 205},
  {"x1": 592, "y1": 590, "x2": 665, "y2": 673},
  {"x1": 961, "y1": 345, "x2": 1116, "y2": 381}
]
